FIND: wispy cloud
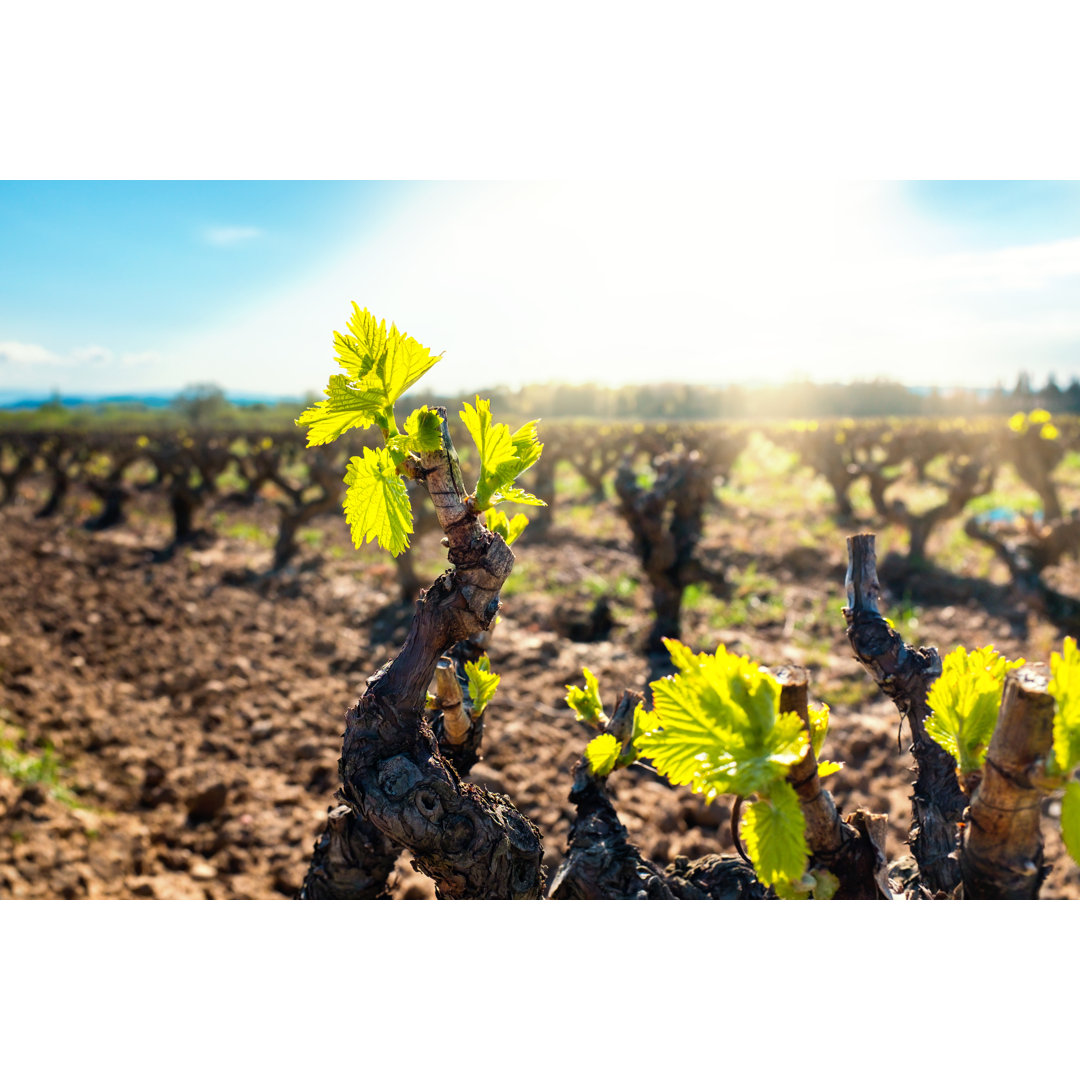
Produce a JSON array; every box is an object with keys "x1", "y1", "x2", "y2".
[
  {"x1": 202, "y1": 225, "x2": 264, "y2": 248},
  {"x1": 0, "y1": 341, "x2": 64, "y2": 366},
  {"x1": 0, "y1": 341, "x2": 162, "y2": 370}
]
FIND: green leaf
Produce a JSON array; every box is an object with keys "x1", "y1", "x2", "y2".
[
  {"x1": 492, "y1": 484, "x2": 547, "y2": 508},
  {"x1": 333, "y1": 306, "x2": 387, "y2": 379},
  {"x1": 925, "y1": 645, "x2": 1024, "y2": 776},
  {"x1": 460, "y1": 397, "x2": 544, "y2": 510},
  {"x1": 465, "y1": 656, "x2": 500, "y2": 717},
  {"x1": 634, "y1": 641, "x2": 809, "y2": 802},
  {"x1": 342, "y1": 447, "x2": 413, "y2": 556},
  {"x1": 585, "y1": 733, "x2": 620, "y2": 778},
  {"x1": 485, "y1": 508, "x2": 529, "y2": 545},
  {"x1": 817, "y1": 760, "x2": 843, "y2": 777},
  {"x1": 404, "y1": 406, "x2": 443, "y2": 454},
  {"x1": 1049, "y1": 636, "x2": 1080, "y2": 776},
  {"x1": 566, "y1": 668, "x2": 608, "y2": 729},
  {"x1": 811, "y1": 868, "x2": 840, "y2": 900},
  {"x1": 510, "y1": 419, "x2": 544, "y2": 474},
  {"x1": 1061, "y1": 781, "x2": 1080, "y2": 865},
  {"x1": 739, "y1": 782, "x2": 810, "y2": 889},
  {"x1": 379, "y1": 326, "x2": 442, "y2": 405},
  {"x1": 297, "y1": 307, "x2": 442, "y2": 446},
  {"x1": 296, "y1": 375, "x2": 387, "y2": 446},
  {"x1": 808, "y1": 703, "x2": 830, "y2": 759}
]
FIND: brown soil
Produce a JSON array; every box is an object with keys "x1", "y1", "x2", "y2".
[{"x1": 2, "y1": 480, "x2": 1079, "y2": 900}]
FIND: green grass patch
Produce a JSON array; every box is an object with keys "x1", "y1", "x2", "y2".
[
  {"x1": 584, "y1": 572, "x2": 638, "y2": 601},
  {"x1": 0, "y1": 727, "x2": 83, "y2": 808},
  {"x1": 221, "y1": 521, "x2": 274, "y2": 547}
]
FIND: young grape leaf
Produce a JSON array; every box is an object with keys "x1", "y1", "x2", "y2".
[
  {"x1": 297, "y1": 375, "x2": 389, "y2": 447},
  {"x1": 817, "y1": 760, "x2": 843, "y2": 777},
  {"x1": 333, "y1": 306, "x2": 388, "y2": 380},
  {"x1": 634, "y1": 641, "x2": 808, "y2": 802},
  {"x1": 460, "y1": 397, "x2": 545, "y2": 510},
  {"x1": 297, "y1": 307, "x2": 442, "y2": 445},
  {"x1": 1061, "y1": 781, "x2": 1080, "y2": 865},
  {"x1": 811, "y1": 868, "x2": 840, "y2": 900},
  {"x1": 566, "y1": 668, "x2": 607, "y2": 729},
  {"x1": 404, "y1": 406, "x2": 444, "y2": 454},
  {"x1": 342, "y1": 446, "x2": 413, "y2": 556},
  {"x1": 485, "y1": 508, "x2": 529, "y2": 545},
  {"x1": 494, "y1": 485, "x2": 547, "y2": 508},
  {"x1": 465, "y1": 656, "x2": 500, "y2": 717},
  {"x1": 1049, "y1": 636, "x2": 1080, "y2": 776},
  {"x1": 808, "y1": 703, "x2": 830, "y2": 759},
  {"x1": 585, "y1": 733, "x2": 620, "y2": 778},
  {"x1": 739, "y1": 782, "x2": 810, "y2": 889},
  {"x1": 925, "y1": 645, "x2": 1024, "y2": 776}
]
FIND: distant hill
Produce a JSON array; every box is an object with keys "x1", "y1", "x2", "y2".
[{"x1": 0, "y1": 391, "x2": 303, "y2": 410}]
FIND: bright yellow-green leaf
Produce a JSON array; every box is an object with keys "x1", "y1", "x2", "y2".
[
  {"x1": 566, "y1": 668, "x2": 607, "y2": 729},
  {"x1": 379, "y1": 326, "x2": 442, "y2": 405},
  {"x1": 460, "y1": 397, "x2": 544, "y2": 510},
  {"x1": 1041, "y1": 423, "x2": 1060, "y2": 441},
  {"x1": 585, "y1": 733, "x2": 620, "y2": 778},
  {"x1": 465, "y1": 656, "x2": 500, "y2": 717},
  {"x1": 404, "y1": 406, "x2": 443, "y2": 453},
  {"x1": 1029, "y1": 409, "x2": 1052, "y2": 425},
  {"x1": 333, "y1": 305, "x2": 388, "y2": 379},
  {"x1": 296, "y1": 375, "x2": 387, "y2": 446},
  {"x1": 925, "y1": 645, "x2": 1024, "y2": 776},
  {"x1": 739, "y1": 782, "x2": 810, "y2": 889},
  {"x1": 297, "y1": 307, "x2": 442, "y2": 446},
  {"x1": 334, "y1": 305, "x2": 440, "y2": 403},
  {"x1": 1049, "y1": 636, "x2": 1080, "y2": 776},
  {"x1": 493, "y1": 485, "x2": 547, "y2": 508},
  {"x1": 635, "y1": 641, "x2": 809, "y2": 802},
  {"x1": 485, "y1": 508, "x2": 529, "y2": 545},
  {"x1": 817, "y1": 760, "x2": 843, "y2": 777},
  {"x1": 1061, "y1": 781, "x2": 1080, "y2": 865},
  {"x1": 809, "y1": 703, "x2": 830, "y2": 759},
  {"x1": 342, "y1": 446, "x2": 413, "y2": 556},
  {"x1": 510, "y1": 419, "x2": 543, "y2": 474},
  {"x1": 1008, "y1": 412, "x2": 1028, "y2": 434}
]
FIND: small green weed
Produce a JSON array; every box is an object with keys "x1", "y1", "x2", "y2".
[
  {"x1": 585, "y1": 573, "x2": 638, "y2": 601},
  {"x1": 0, "y1": 727, "x2": 82, "y2": 808},
  {"x1": 222, "y1": 521, "x2": 273, "y2": 547}
]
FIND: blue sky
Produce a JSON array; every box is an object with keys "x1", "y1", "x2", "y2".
[{"x1": 3, "y1": 180, "x2": 1080, "y2": 400}]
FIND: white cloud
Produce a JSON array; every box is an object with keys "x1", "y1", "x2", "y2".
[
  {"x1": 0, "y1": 341, "x2": 164, "y2": 377},
  {"x1": 202, "y1": 225, "x2": 263, "y2": 248},
  {"x1": 0, "y1": 341, "x2": 66, "y2": 366}
]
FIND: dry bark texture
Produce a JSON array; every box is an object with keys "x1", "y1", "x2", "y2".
[
  {"x1": 304, "y1": 409, "x2": 546, "y2": 900},
  {"x1": 775, "y1": 668, "x2": 892, "y2": 899},
  {"x1": 549, "y1": 691, "x2": 765, "y2": 900},
  {"x1": 299, "y1": 804, "x2": 401, "y2": 900},
  {"x1": 844, "y1": 533, "x2": 965, "y2": 894},
  {"x1": 615, "y1": 449, "x2": 716, "y2": 671},
  {"x1": 959, "y1": 665, "x2": 1054, "y2": 900}
]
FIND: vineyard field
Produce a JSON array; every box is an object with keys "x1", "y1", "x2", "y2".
[{"x1": 2, "y1": 419, "x2": 1080, "y2": 899}]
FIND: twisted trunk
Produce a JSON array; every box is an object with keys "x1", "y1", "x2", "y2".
[
  {"x1": 844, "y1": 533, "x2": 965, "y2": 894},
  {"x1": 304, "y1": 409, "x2": 545, "y2": 900}
]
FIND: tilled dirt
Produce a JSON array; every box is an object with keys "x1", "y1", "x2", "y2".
[{"x1": 2, "y1": 490, "x2": 1079, "y2": 900}]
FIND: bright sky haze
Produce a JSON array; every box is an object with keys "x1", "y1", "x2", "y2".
[{"x1": 3, "y1": 180, "x2": 1080, "y2": 401}]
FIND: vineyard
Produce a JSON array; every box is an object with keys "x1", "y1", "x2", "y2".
[{"x1": 4, "y1": 336, "x2": 1080, "y2": 898}]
